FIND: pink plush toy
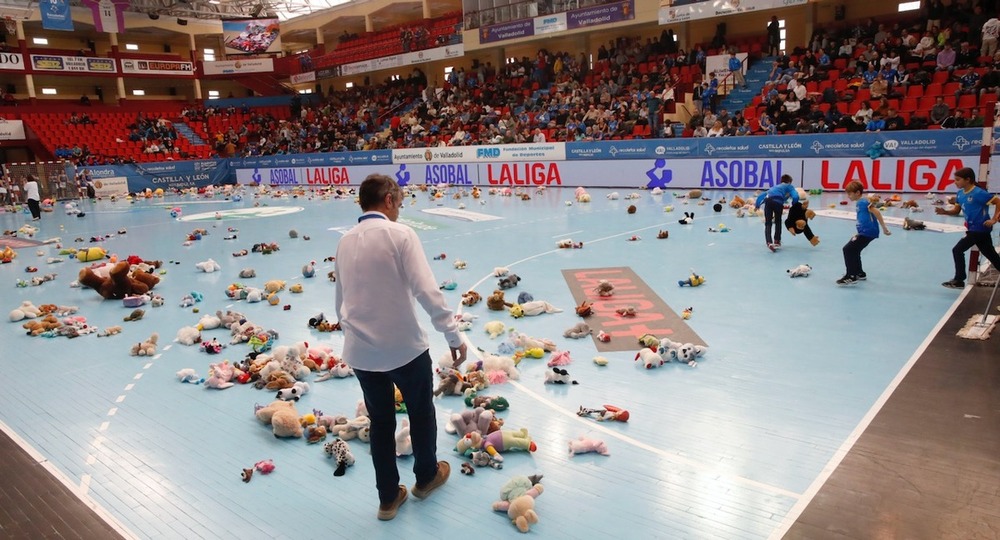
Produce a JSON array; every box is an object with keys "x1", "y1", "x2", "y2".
[
  {"x1": 546, "y1": 350, "x2": 571, "y2": 367},
  {"x1": 568, "y1": 435, "x2": 610, "y2": 456}
]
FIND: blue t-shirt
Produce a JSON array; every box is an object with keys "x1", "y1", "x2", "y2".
[
  {"x1": 728, "y1": 56, "x2": 741, "y2": 72},
  {"x1": 856, "y1": 199, "x2": 879, "y2": 238},
  {"x1": 755, "y1": 182, "x2": 800, "y2": 208},
  {"x1": 957, "y1": 185, "x2": 996, "y2": 232}
]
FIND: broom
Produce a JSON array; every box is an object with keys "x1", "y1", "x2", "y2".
[{"x1": 957, "y1": 276, "x2": 1000, "y2": 340}]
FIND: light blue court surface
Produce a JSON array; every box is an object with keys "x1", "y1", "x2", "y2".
[{"x1": 0, "y1": 187, "x2": 967, "y2": 539}]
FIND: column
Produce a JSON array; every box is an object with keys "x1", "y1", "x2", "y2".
[
  {"x1": 12, "y1": 19, "x2": 34, "y2": 104},
  {"x1": 110, "y1": 32, "x2": 122, "y2": 104},
  {"x1": 422, "y1": 0, "x2": 432, "y2": 20},
  {"x1": 365, "y1": 14, "x2": 374, "y2": 33},
  {"x1": 315, "y1": 27, "x2": 325, "y2": 56},
  {"x1": 189, "y1": 33, "x2": 202, "y2": 101}
]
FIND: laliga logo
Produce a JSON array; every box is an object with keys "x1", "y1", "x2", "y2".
[
  {"x1": 882, "y1": 140, "x2": 900, "y2": 151},
  {"x1": 810, "y1": 141, "x2": 825, "y2": 153}
]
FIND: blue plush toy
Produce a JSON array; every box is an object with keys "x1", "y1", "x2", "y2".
[{"x1": 866, "y1": 141, "x2": 886, "y2": 160}]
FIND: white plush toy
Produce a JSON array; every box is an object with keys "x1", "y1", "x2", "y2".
[
  {"x1": 635, "y1": 347, "x2": 664, "y2": 369},
  {"x1": 197, "y1": 314, "x2": 222, "y2": 330},
  {"x1": 509, "y1": 300, "x2": 562, "y2": 318},
  {"x1": 787, "y1": 264, "x2": 812, "y2": 278},
  {"x1": 9, "y1": 300, "x2": 42, "y2": 321},
  {"x1": 544, "y1": 367, "x2": 577, "y2": 384},
  {"x1": 395, "y1": 418, "x2": 413, "y2": 457},
  {"x1": 658, "y1": 338, "x2": 707, "y2": 367},
  {"x1": 484, "y1": 321, "x2": 506, "y2": 339},
  {"x1": 175, "y1": 325, "x2": 202, "y2": 345},
  {"x1": 195, "y1": 258, "x2": 221, "y2": 272},
  {"x1": 568, "y1": 436, "x2": 610, "y2": 456},
  {"x1": 176, "y1": 368, "x2": 203, "y2": 384},
  {"x1": 276, "y1": 381, "x2": 310, "y2": 401},
  {"x1": 493, "y1": 266, "x2": 510, "y2": 277}
]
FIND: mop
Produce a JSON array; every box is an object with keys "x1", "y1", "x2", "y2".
[{"x1": 957, "y1": 276, "x2": 1000, "y2": 340}]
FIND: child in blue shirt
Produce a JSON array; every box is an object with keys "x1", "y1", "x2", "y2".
[
  {"x1": 940, "y1": 167, "x2": 1000, "y2": 288},
  {"x1": 837, "y1": 181, "x2": 891, "y2": 285},
  {"x1": 755, "y1": 174, "x2": 800, "y2": 251}
]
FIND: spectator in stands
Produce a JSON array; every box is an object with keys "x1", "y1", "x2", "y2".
[
  {"x1": 866, "y1": 111, "x2": 886, "y2": 132},
  {"x1": 884, "y1": 108, "x2": 906, "y2": 130},
  {"x1": 775, "y1": 105, "x2": 794, "y2": 132},
  {"x1": 869, "y1": 75, "x2": 889, "y2": 100},
  {"x1": 768, "y1": 16, "x2": 780, "y2": 56},
  {"x1": 79, "y1": 95, "x2": 90, "y2": 106},
  {"x1": 930, "y1": 96, "x2": 951, "y2": 125},
  {"x1": 814, "y1": 117, "x2": 831, "y2": 133},
  {"x1": 926, "y1": 0, "x2": 945, "y2": 32},
  {"x1": 936, "y1": 43, "x2": 956, "y2": 71},
  {"x1": 976, "y1": 66, "x2": 1000, "y2": 104},
  {"x1": 707, "y1": 120, "x2": 725, "y2": 137},
  {"x1": 836, "y1": 39, "x2": 853, "y2": 60},
  {"x1": 0, "y1": 176, "x2": 7, "y2": 205},
  {"x1": 784, "y1": 93, "x2": 802, "y2": 115},
  {"x1": 759, "y1": 112, "x2": 777, "y2": 135},
  {"x1": 955, "y1": 42, "x2": 978, "y2": 69},
  {"x1": 728, "y1": 50, "x2": 746, "y2": 89},
  {"x1": 794, "y1": 117, "x2": 815, "y2": 134},
  {"x1": 942, "y1": 108, "x2": 967, "y2": 128},
  {"x1": 913, "y1": 32, "x2": 938, "y2": 59},
  {"x1": 955, "y1": 66, "x2": 981, "y2": 101},
  {"x1": 982, "y1": 17, "x2": 1000, "y2": 58}
]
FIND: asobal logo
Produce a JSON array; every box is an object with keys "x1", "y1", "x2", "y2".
[{"x1": 179, "y1": 206, "x2": 304, "y2": 222}]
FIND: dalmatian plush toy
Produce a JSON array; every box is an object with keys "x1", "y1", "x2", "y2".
[{"x1": 324, "y1": 438, "x2": 355, "y2": 476}]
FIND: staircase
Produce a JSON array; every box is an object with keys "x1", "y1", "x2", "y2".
[
  {"x1": 173, "y1": 122, "x2": 207, "y2": 146},
  {"x1": 719, "y1": 55, "x2": 775, "y2": 114}
]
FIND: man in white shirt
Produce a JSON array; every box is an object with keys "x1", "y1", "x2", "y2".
[
  {"x1": 532, "y1": 127, "x2": 547, "y2": 143},
  {"x1": 24, "y1": 174, "x2": 41, "y2": 221},
  {"x1": 334, "y1": 174, "x2": 466, "y2": 522},
  {"x1": 983, "y1": 18, "x2": 1000, "y2": 58}
]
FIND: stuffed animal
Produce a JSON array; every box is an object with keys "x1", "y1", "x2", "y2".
[
  {"x1": 481, "y1": 428, "x2": 537, "y2": 462},
  {"x1": 195, "y1": 258, "x2": 221, "y2": 272},
  {"x1": 658, "y1": 338, "x2": 707, "y2": 366},
  {"x1": 23, "y1": 314, "x2": 62, "y2": 336},
  {"x1": 302, "y1": 261, "x2": 316, "y2": 278},
  {"x1": 255, "y1": 400, "x2": 304, "y2": 438},
  {"x1": 678, "y1": 271, "x2": 706, "y2": 287},
  {"x1": 204, "y1": 361, "x2": 235, "y2": 389},
  {"x1": 9, "y1": 300, "x2": 42, "y2": 321},
  {"x1": 446, "y1": 406, "x2": 495, "y2": 435},
  {"x1": 784, "y1": 200, "x2": 820, "y2": 246},
  {"x1": 239, "y1": 268, "x2": 256, "y2": 278},
  {"x1": 568, "y1": 435, "x2": 610, "y2": 456},
  {"x1": 434, "y1": 370, "x2": 473, "y2": 397},
  {"x1": 130, "y1": 333, "x2": 159, "y2": 356},
  {"x1": 544, "y1": 367, "x2": 578, "y2": 384},
  {"x1": 509, "y1": 300, "x2": 562, "y2": 318},
  {"x1": 487, "y1": 290, "x2": 512, "y2": 311},
  {"x1": 395, "y1": 418, "x2": 413, "y2": 457},
  {"x1": 498, "y1": 274, "x2": 521, "y2": 290},
  {"x1": 679, "y1": 212, "x2": 694, "y2": 225},
  {"x1": 78, "y1": 260, "x2": 160, "y2": 300},
  {"x1": 461, "y1": 290, "x2": 482, "y2": 306},
  {"x1": 276, "y1": 381, "x2": 310, "y2": 401},
  {"x1": 903, "y1": 217, "x2": 927, "y2": 230},
  {"x1": 484, "y1": 321, "x2": 506, "y2": 339},
  {"x1": 176, "y1": 326, "x2": 202, "y2": 345},
  {"x1": 563, "y1": 322, "x2": 592, "y2": 339},
  {"x1": 593, "y1": 280, "x2": 614, "y2": 297},
  {"x1": 324, "y1": 438, "x2": 355, "y2": 476},
  {"x1": 575, "y1": 301, "x2": 593, "y2": 317},
  {"x1": 493, "y1": 475, "x2": 544, "y2": 533},
  {"x1": 787, "y1": 264, "x2": 812, "y2": 278},
  {"x1": 577, "y1": 404, "x2": 630, "y2": 422},
  {"x1": 176, "y1": 368, "x2": 204, "y2": 384},
  {"x1": 635, "y1": 346, "x2": 664, "y2": 369}
]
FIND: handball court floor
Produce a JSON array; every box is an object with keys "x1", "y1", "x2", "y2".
[{"x1": 0, "y1": 185, "x2": 997, "y2": 540}]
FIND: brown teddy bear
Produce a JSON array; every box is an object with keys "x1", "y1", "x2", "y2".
[
  {"x1": 23, "y1": 314, "x2": 62, "y2": 336},
  {"x1": 78, "y1": 261, "x2": 160, "y2": 300},
  {"x1": 487, "y1": 290, "x2": 511, "y2": 311}
]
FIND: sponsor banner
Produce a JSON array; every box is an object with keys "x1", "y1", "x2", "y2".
[
  {"x1": 803, "y1": 156, "x2": 979, "y2": 193},
  {"x1": 337, "y1": 44, "x2": 465, "y2": 78},
  {"x1": 223, "y1": 18, "x2": 282, "y2": 55},
  {"x1": 92, "y1": 176, "x2": 129, "y2": 198},
  {"x1": 41, "y1": 0, "x2": 75, "y2": 31},
  {"x1": 82, "y1": 0, "x2": 128, "y2": 34},
  {"x1": 86, "y1": 160, "x2": 231, "y2": 192},
  {"x1": 534, "y1": 13, "x2": 567, "y2": 35},
  {"x1": 566, "y1": 130, "x2": 984, "y2": 160},
  {"x1": 202, "y1": 58, "x2": 274, "y2": 76},
  {"x1": 120, "y1": 58, "x2": 195, "y2": 76},
  {"x1": 0, "y1": 119, "x2": 26, "y2": 141},
  {"x1": 290, "y1": 71, "x2": 315, "y2": 84},
  {"x1": 479, "y1": 19, "x2": 534, "y2": 44},
  {"x1": 316, "y1": 67, "x2": 340, "y2": 79},
  {"x1": 30, "y1": 54, "x2": 118, "y2": 74},
  {"x1": 0, "y1": 52, "x2": 25, "y2": 72},
  {"x1": 392, "y1": 143, "x2": 565, "y2": 164},
  {"x1": 566, "y1": 0, "x2": 635, "y2": 30},
  {"x1": 705, "y1": 51, "x2": 747, "y2": 85},
  {"x1": 234, "y1": 164, "x2": 390, "y2": 186},
  {"x1": 477, "y1": 159, "x2": 797, "y2": 189},
  {"x1": 659, "y1": 0, "x2": 808, "y2": 24}
]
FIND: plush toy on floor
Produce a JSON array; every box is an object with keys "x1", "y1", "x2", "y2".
[
  {"x1": 255, "y1": 400, "x2": 304, "y2": 438},
  {"x1": 787, "y1": 264, "x2": 812, "y2": 278},
  {"x1": 544, "y1": 367, "x2": 578, "y2": 384},
  {"x1": 568, "y1": 435, "x2": 610, "y2": 456},
  {"x1": 784, "y1": 200, "x2": 820, "y2": 246},
  {"x1": 678, "y1": 270, "x2": 706, "y2": 287},
  {"x1": 395, "y1": 418, "x2": 413, "y2": 457},
  {"x1": 492, "y1": 475, "x2": 544, "y2": 533},
  {"x1": 195, "y1": 258, "x2": 221, "y2": 272},
  {"x1": 130, "y1": 332, "x2": 159, "y2": 356},
  {"x1": 324, "y1": 438, "x2": 355, "y2": 476},
  {"x1": 577, "y1": 404, "x2": 630, "y2": 422}
]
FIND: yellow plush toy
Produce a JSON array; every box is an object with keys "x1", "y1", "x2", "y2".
[{"x1": 76, "y1": 246, "x2": 107, "y2": 262}]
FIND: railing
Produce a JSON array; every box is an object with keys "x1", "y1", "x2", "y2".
[{"x1": 464, "y1": 0, "x2": 619, "y2": 30}]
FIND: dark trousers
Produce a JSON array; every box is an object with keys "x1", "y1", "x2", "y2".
[
  {"x1": 27, "y1": 198, "x2": 40, "y2": 219},
  {"x1": 843, "y1": 234, "x2": 875, "y2": 277},
  {"x1": 763, "y1": 198, "x2": 784, "y2": 245},
  {"x1": 354, "y1": 350, "x2": 438, "y2": 505},
  {"x1": 952, "y1": 231, "x2": 1000, "y2": 281}
]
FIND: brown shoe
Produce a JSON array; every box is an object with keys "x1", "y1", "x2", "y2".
[
  {"x1": 412, "y1": 461, "x2": 450, "y2": 499},
  {"x1": 377, "y1": 485, "x2": 407, "y2": 521}
]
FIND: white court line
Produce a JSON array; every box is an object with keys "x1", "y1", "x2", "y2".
[
  {"x1": 0, "y1": 419, "x2": 137, "y2": 539},
  {"x1": 767, "y1": 286, "x2": 971, "y2": 540},
  {"x1": 455, "y1": 222, "x2": 803, "y2": 501}
]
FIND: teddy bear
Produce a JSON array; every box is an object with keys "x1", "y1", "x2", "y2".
[
  {"x1": 129, "y1": 333, "x2": 159, "y2": 356},
  {"x1": 784, "y1": 200, "x2": 820, "y2": 246},
  {"x1": 446, "y1": 406, "x2": 495, "y2": 436},
  {"x1": 78, "y1": 260, "x2": 160, "y2": 300},
  {"x1": 255, "y1": 400, "x2": 304, "y2": 438},
  {"x1": 461, "y1": 290, "x2": 481, "y2": 306},
  {"x1": 433, "y1": 370, "x2": 473, "y2": 397},
  {"x1": 568, "y1": 435, "x2": 610, "y2": 456},
  {"x1": 493, "y1": 475, "x2": 544, "y2": 533},
  {"x1": 23, "y1": 314, "x2": 62, "y2": 336},
  {"x1": 204, "y1": 361, "x2": 235, "y2": 389},
  {"x1": 487, "y1": 290, "x2": 512, "y2": 311},
  {"x1": 498, "y1": 274, "x2": 521, "y2": 290},
  {"x1": 9, "y1": 300, "x2": 42, "y2": 321}
]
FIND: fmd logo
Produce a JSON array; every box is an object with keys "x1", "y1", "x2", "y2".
[
  {"x1": 704, "y1": 144, "x2": 716, "y2": 155},
  {"x1": 953, "y1": 136, "x2": 973, "y2": 151},
  {"x1": 476, "y1": 148, "x2": 501, "y2": 159},
  {"x1": 810, "y1": 141, "x2": 825, "y2": 153}
]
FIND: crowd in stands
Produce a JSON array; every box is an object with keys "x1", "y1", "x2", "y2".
[{"x1": 31, "y1": 2, "x2": 1000, "y2": 165}]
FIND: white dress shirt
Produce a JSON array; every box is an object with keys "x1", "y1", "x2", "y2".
[{"x1": 335, "y1": 211, "x2": 461, "y2": 372}]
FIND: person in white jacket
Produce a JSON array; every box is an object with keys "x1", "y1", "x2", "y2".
[{"x1": 334, "y1": 174, "x2": 467, "y2": 521}]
